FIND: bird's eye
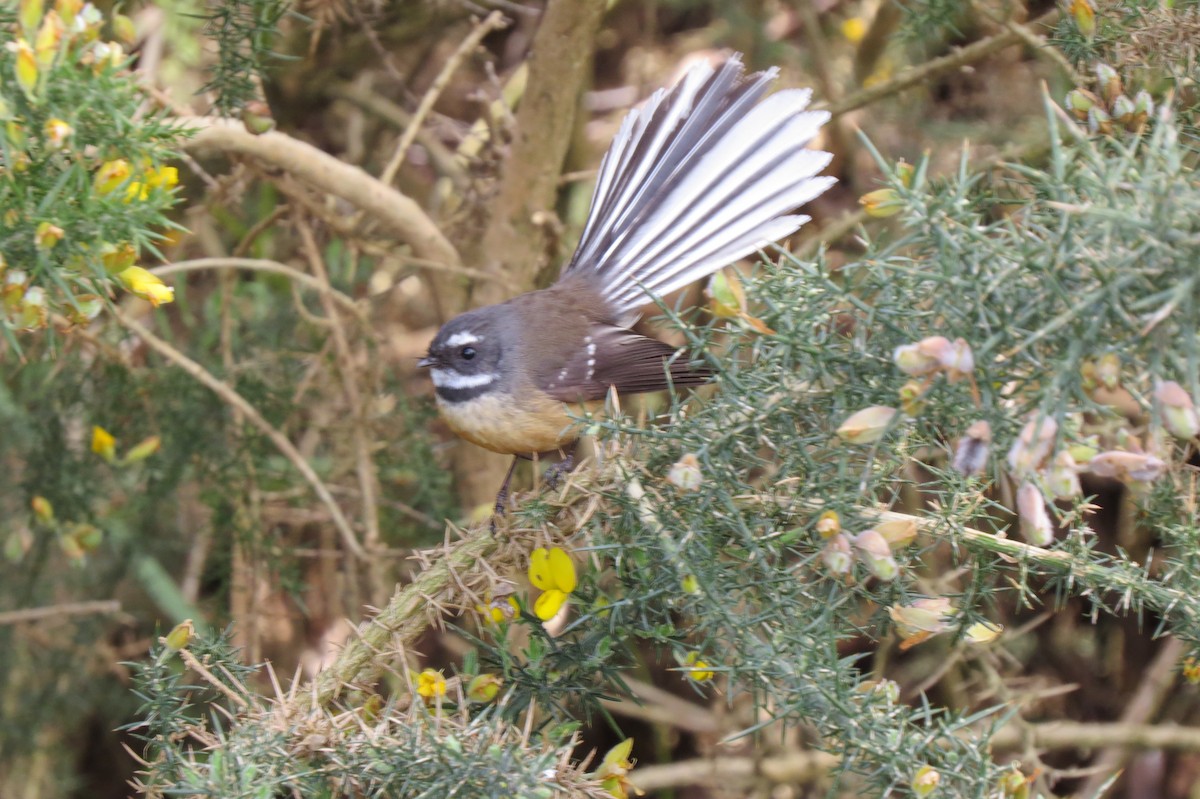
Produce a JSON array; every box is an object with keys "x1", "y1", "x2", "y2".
[{"x1": 460, "y1": 346, "x2": 476, "y2": 360}]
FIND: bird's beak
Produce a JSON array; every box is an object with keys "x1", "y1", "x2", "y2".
[{"x1": 418, "y1": 355, "x2": 436, "y2": 368}]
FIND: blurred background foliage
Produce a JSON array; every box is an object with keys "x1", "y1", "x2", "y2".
[{"x1": 3, "y1": 0, "x2": 1200, "y2": 797}]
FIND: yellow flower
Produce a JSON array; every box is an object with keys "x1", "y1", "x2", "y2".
[
  {"x1": 15, "y1": 39, "x2": 38, "y2": 100},
  {"x1": 528, "y1": 546, "x2": 576, "y2": 621},
  {"x1": 117, "y1": 266, "x2": 174, "y2": 307},
  {"x1": 913, "y1": 765, "x2": 940, "y2": 797},
  {"x1": 34, "y1": 221, "x2": 63, "y2": 249},
  {"x1": 43, "y1": 117, "x2": 71, "y2": 150},
  {"x1": 30, "y1": 495, "x2": 54, "y2": 522},
  {"x1": 164, "y1": 619, "x2": 195, "y2": 652},
  {"x1": 683, "y1": 652, "x2": 714, "y2": 682},
  {"x1": 1070, "y1": 0, "x2": 1096, "y2": 39},
  {"x1": 100, "y1": 241, "x2": 137, "y2": 273},
  {"x1": 146, "y1": 165, "x2": 178, "y2": 189},
  {"x1": 124, "y1": 435, "x2": 161, "y2": 463},
  {"x1": 594, "y1": 738, "x2": 643, "y2": 799},
  {"x1": 466, "y1": 673, "x2": 502, "y2": 703},
  {"x1": 841, "y1": 16, "x2": 867, "y2": 44},
  {"x1": 91, "y1": 425, "x2": 116, "y2": 462},
  {"x1": 476, "y1": 595, "x2": 519, "y2": 624},
  {"x1": 415, "y1": 668, "x2": 446, "y2": 700},
  {"x1": 94, "y1": 159, "x2": 131, "y2": 194},
  {"x1": 858, "y1": 188, "x2": 904, "y2": 218}
]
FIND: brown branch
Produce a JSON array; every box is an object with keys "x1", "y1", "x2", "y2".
[
  {"x1": 296, "y1": 219, "x2": 385, "y2": 601},
  {"x1": 0, "y1": 600, "x2": 123, "y2": 625},
  {"x1": 330, "y1": 81, "x2": 468, "y2": 189},
  {"x1": 1076, "y1": 637, "x2": 1185, "y2": 798},
  {"x1": 302, "y1": 528, "x2": 499, "y2": 708},
  {"x1": 822, "y1": 7, "x2": 1061, "y2": 119},
  {"x1": 469, "y1": 0, "x2": 607, "y2": 303},
  {"x1": 151, "y1": 258, "x2": 366, "y2": 322},
  {"x1": 113, "y1": 306, "x2": 367, "y2": 561},
  {"x1": 178, "y1": 118, "x2": 465, "y2": 319},
  {"x1": 379, "y1": 11, "x2": 508, "y2": 187}
]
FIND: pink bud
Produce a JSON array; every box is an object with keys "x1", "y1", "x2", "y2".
[
  {"x1": 1016, "y1": 482, "x2": 1054, "y2": 547},
  {"x1": 1007, "y1": 415, "x2": 1057, "y2": 475}
]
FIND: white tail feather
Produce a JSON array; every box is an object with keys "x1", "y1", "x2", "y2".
[{"x1": 561, "y1": 55, "x2": 835, "y2": 319}]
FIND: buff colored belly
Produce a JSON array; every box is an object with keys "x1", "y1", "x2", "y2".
[{"x1": 436, "y1": 391, "x2": 597, "y2": 455}]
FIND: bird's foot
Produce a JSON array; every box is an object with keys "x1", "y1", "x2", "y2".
[{"x1": 543, "y1": 453, "x2": 577, "y2": 491}]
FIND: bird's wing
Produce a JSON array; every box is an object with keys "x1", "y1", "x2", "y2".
[
  {"x1": 535, "y1": 325, "x2": 711, "y2": 404},
  {"x1": 561, "y1": 54, "x2": 834, "y2": 322}
]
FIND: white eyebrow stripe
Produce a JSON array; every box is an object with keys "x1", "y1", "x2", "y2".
[
  {"x1": 430, "y1": 369, "x2": 496, "y2": 389},
  {"x1": 445, "y1": 332, "x2": 480, "y2": 348}
]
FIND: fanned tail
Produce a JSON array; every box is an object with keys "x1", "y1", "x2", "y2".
[{"x1": 563, "y1": 55, "x2": 835, "y2": 320}]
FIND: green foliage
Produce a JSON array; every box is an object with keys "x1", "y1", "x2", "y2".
[
  {"x1": 201, "y1": 0, "x2": 291, "y2": 116},
  {"x1": 0, "y1": 2, "x2": 184, "y2": 339},
  {"x1": 128, "y1": 632, "x2": 579, "y2": 798}
]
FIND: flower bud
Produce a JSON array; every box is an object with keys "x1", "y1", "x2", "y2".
[
  {"x1": 913, "y1": 765, "x2": 940, "y2": 797},
  {"x1": 1088, "y1": 106, "x2": 1112, "y2": 135},
  {"x1": 1016, "y1": 481, "x2": 1054, "y2": 547},
  {"x1": 997, "y1": 769, "x2": 1031, "y2": 799},
  {"x1": 1007, "y1": 415, "x2": 1057, "y2": 475},
  {"x1": 815, "y1": 510, "x2": 841, "y2": 539},
  {"x1": 34, "y1": 221, "x2": 63, "y2": 250},
  {"x1": 821, "y1": 533, "x2": 853, "y2": 576},
  {"x1": 1065, "y1": 88, "x2": 1098, "y2": 120},
  {"x1": 898, "y1": 380, "x2": 927, "y2": 417},
  {"x1": 836, "y1": 406, "x2": 897, "y2": 444},
  {"x1": 889, "y1": 597, "x2": 955, "y2": 638},
  {"x1": 1087, "y1": 450, "x2": 1166, "y2": 483},
  {"x1": 666, "y1": 453, "x2": 702, "y2": 491},
  {"x1": 1070, "y1": 0, "x2": 1096, "y2": 39},
  {"x1": 964, "y1": 620, "x2": 1003, "y2": 644},
  {"x1": 124, "y1": 435, "x2": 161, "y2": 463},
  {"x1": 1111, "y1": 94, "x2": 1136, "y2": 127},
  {"x1": 1095, "y1": 63, "x2": 1122, "y2": 106},
  {"x1": 875, "y1": 517, "x2": 917, "y2": 549},
  {"x1": 164, "y1": 619, "x2": 195, "y2": 651},
  {"x1": 894, "y1": 341, "x2": 941, "y2": 377},
  {"x1": 18, "y1": 286, "x2": 47, "y2": 330},
  {"x1": 31, "y1": 495, "x2": 54, "y2": 522},
  {"x1": 858, "y1": 188, "x2": 903, "y2": 218},
  {"x1": 43, "y1": 117, "x2": 71, "y2": 150},
  {"x1": 1045, "y1": 451, "x2": 1082, "y2": 500},
  {"x1": 1155, "y1": 380, "x2": 1200, "y2": 440},
  {"x1": 1095, "y1": 352, "x2": 1121, "y2": 390},
  {"x1": 895, "y1": 159, "x2": 915, "y2": 188},
  {"x1": 241, "y1": 100, "x2": 276, "y2": 135},
  {"x1": 953, "y1": 420, "x2": 991, "y2": 476},
  {"x1": 14, "y1": 39, "x2": 39, "y2": 100},
  {"x1": 19, "y1": 0, "x2": 43, "y2": 36},
  {"x1": 112, "y1": 12, "x2": 136, "y2": 44},
  {"x1": 852, "y1": 529, "x2": 899, "y2": 581},
  {"x1": 1133, "y1": 90, "x2": 1154, "y2": 121},
  {"x1": 467, "y1": 673, "x2": 502, "y2": 703}
]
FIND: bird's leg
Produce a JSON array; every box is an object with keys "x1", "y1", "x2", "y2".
[
  {"x1": 491, "y1": 456, "x2": 521, "y2": 530},
  {"x1": 542, "y1": 448, "x2": 577, "y2": 490}
]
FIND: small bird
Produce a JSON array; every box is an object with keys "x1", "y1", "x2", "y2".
[{"x1": 419, "y1": 54, "x2": 835, "y2": 512}]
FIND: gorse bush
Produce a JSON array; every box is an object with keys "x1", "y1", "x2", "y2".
[
  {"x1": 0, "y1": 0, "x2": 184, "y2": 341},
  {"x1": 5, "y1": 0, "x2": 1200, "y2": 797}
]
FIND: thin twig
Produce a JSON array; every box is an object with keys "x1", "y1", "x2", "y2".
[
  {"x1": 330, "y1": 81, "x2": 468, "y2": 189},
  {"x1": 379, "y1": 11, "x2": 509, "y2": 187},
  {"x1": 1077, "y1": 637, "x2": 1185, "y2": 798},
  {"x1": 151, "y1": 258, "x2": 367, "y2": 322},
  {"x1": 0, "y1": 600, "x2": 122, "y2": 625},
  {"x1": 112, "y1": 306, "x2": 367, "y2": 561},
  {"x1": 295, "y1": 218, "x2": 385, "y2": 600},
  {"x1": 821, "y1": 7, "x2": 1061, "y2": 119}
]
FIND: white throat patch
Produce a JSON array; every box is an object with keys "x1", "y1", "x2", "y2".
[
  {"x1": 445, "y1": 332, "x2": 481, "y2": 348},
  {"x1": 430, "y1": 368, "x2": 496, "y2": 390}
]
